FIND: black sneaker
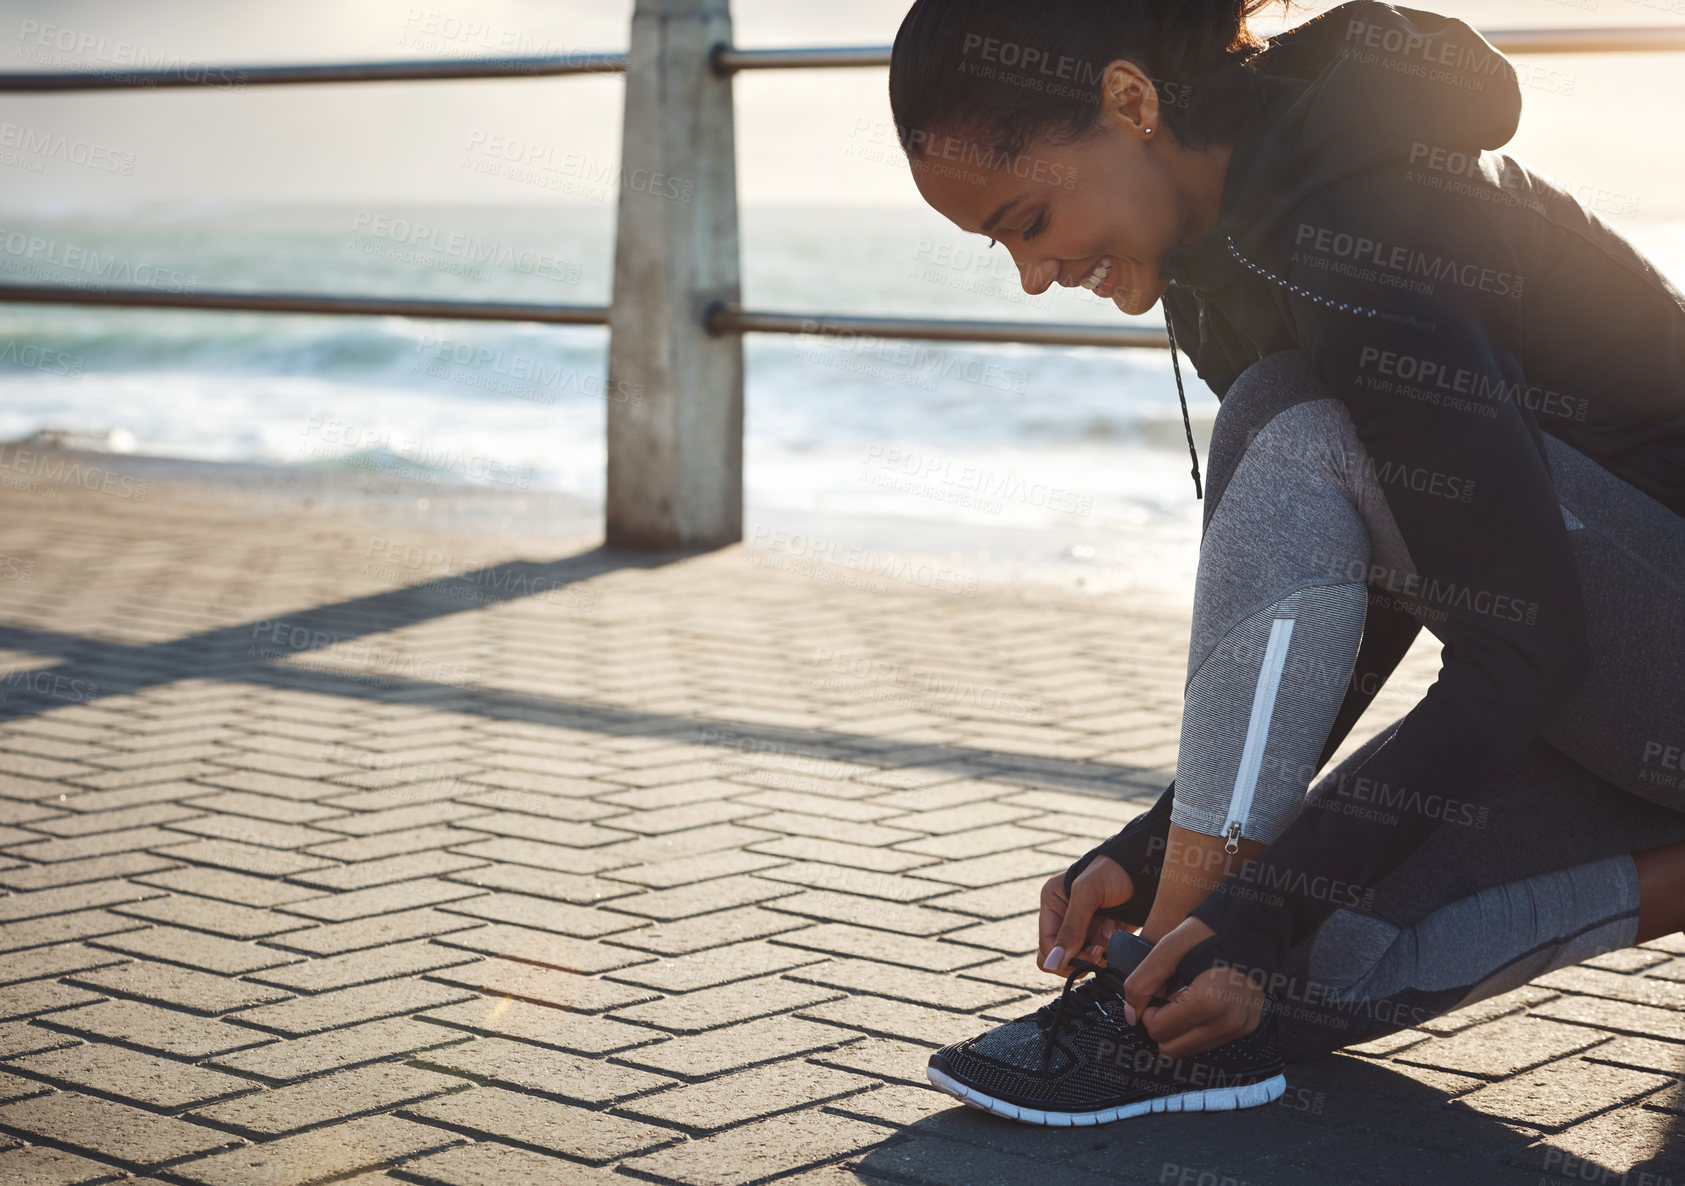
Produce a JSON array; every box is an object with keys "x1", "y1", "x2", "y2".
[{"x1": 926, "y1": 933, "x2": 1286, "y2": 1126}]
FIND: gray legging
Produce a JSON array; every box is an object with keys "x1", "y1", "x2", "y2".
[{"x1": 1176, "y1": 349, "x2": 1685, "y2": 1060}]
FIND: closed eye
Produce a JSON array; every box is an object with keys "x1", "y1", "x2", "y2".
[{"x1": 1023, "y1": 213, "x2": 1048, "y2": 240}]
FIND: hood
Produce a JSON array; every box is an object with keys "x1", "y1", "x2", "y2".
[{"x1": 1162, "y1": 1, "x2": 1523, "y2": 286}]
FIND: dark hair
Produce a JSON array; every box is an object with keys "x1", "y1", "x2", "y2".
[{"x1": 889, "y1": 0, "x2": 1295, "y2": 160}]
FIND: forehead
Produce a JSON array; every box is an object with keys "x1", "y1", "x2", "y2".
[{"x1": 909, "y1": 150, "x2": 1016, "y2": 234}]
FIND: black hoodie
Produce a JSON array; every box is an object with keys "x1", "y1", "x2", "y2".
[{"x1": 1144, "y1": 3, "x2": 1685, "y2": 984}]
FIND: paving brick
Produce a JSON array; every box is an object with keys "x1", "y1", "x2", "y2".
[
  {"x1": 286, "y1": 852, "x2": 489, "y2": 893},
  {"x1": 605, "y1": 939, "x2": 824, "y2": 993},
  {"x1": 924, "y1": 877, "x2": 1052, "y2": 921},
  {"x1": 621, "y1": 1060, "x2": 876, "y2": 1134},
  {"x1": 612, "y1": 1014, "x2": 856, "y2": 1080},
  {"x1": 588, "y1": 823, "x2": 780, "y2": 867},
  {"x1": 0, "y1": 1090, "x2": 242, "y2": 1170},
  {"x1": 308, "y1": 826, "x2": 489, "y2": 863},
  {"x1": 1454, "y1": 1056, "x2": 1674, "y2": 1129},
  {"x1": 443, "y1": 835, "x2": 628, "y2": 875},
  {"x1": 430, "y1": 923, "x2": 651, "y2": 975},
  {"x1": 394, "y1": 1140, "x2": 625, "y2": 1185},
  {"x1": 0, "y1": 850, "x2": 180, "y2": 892},
  {"x1": 809, "y1": 1036, "x2": 935, "y2": 1087},
  {"x1": 761, "y1": 891, "x2": 962, "y2": 937},
  {"x1": 1582, "y1": 1034, "x2": 1685, "y2": 1075},
  {"x1": 1415, "y1": 985, "x2": 1561, "y2": 1036},
  {"x1": 64, "y1": 959, "x2": 290, "y2": 1015},
  {"x1": 597, "y1": 849, "x2": 787, "y2": 889},
  {"x1": 165, "y1": 1112, "x2": 462, "y2": 1186},
  {"x1": 618, "y1": 1106, "x2": 888, "y2": 1186},
  {"x1": 734, "y1": 790, "x2": 905, "y2": 822},
  {"x1": 436, "y1": 892, "x2": 642, "y2": 939},
  {"x1": 0, "y1": 1019, "x2": 80, "y2": 1060},
  {"x1": 449, "y1": 788, "x2": 621, "y2": 823},
  {"x1": 35, "y1": 997, "x2": 275, "y2": 1059},
  {"x1": 90, "y1": 925, "x2": 304, "y2": 975},
  {"x1": 276, "y1": 879, "x2": 487, "y2": 923},
  {"x1": 935, "y1": 914, "x2": 1039, "y2": 955},
  {"x1": 409, "y1": 1035, "x2": 675, "y2": 1105},
  {"x1": 112, "y1": 895, "x2": 318, "y2": 941},
  {"x1": 0, "y1": 1143, "x2": 121, "y2": 1186},
  {"x1": 1535, "y1": 966, "x2": 1685, "y2": 1012},
  {"x1": 308, "y1": 803, "x2": 490, "y2": 835},
  {"x1": 425, "y1": 956, "x2": 656, "y2": 1013},
  {"x1": 608, "y1": 973, "x2": 841, "y2": 1034},
  {"x1": 904, "y1": 849, "x2": 1066, "y2": 887},
  {"x1": 598, "y1": 875, "x2": 799, "y2": 922},
  {"x1": 205, "y1": 1015, "x2": 471, "y2": 1084},
  {"x1": 7, "y1": 1041, "x2": 260, "y2": 1111},
  {"x1": 176, "y1": 789, "x2": 348, "y2": 824},
  {"x1": 891, "y1": 823, "x2": 1073, "y2": 861},
  {"x1": 769, "y1": 924, "x2": 997, "y2": 972},
  {"x1": 754, "y1": 863, "x2": 956, "y2": 903},
  {"x1": 437, "y1": 861, "x2": 638, "y2": 904},
  {"x1": 1503, "y1": 1105, "x2": 1685, "y2": 1180},
  {"x1": 1394, "y1": 1016, "x2": 1604, "y2": 1080},
  {"x1": 131, "y1": 864, "x2": 327, "y2": 908},
  {"x1": 230, "y1": 977, "x2": 476, "y2": 1037},
  {"x1": 741, "y1": 813, "x2": 923, "y2": 848},
  {"x1": 785, "y1": 958, "x2": 1024, "y2": 1014},
  {"x1": 189, "y1": 1060, "x2": 468, "y2": 1138},
  {"x1": 0, "y1": 978, "x2": 105, "y2": 1021},
  {"x1": 0, "y1": 942, "x2": 126, "y2": 986},
  {"x1": 399, "y1": 1084, "x2": 676, "y2": 1164},
  {"x1": 1532, "y1": 995, "x2": 1685, "y2": 1044},
  {"x1": 823, "y1": 1081, "x2": 950, "y2": 1128},
  {"x1": 25, "y1": 801, "x2": 205, "y2": 836},
  {"x1": 0, "y1": 1069, "x2": 45, "y2": 1105},
  {"x1": 2, "y1": 828, "x2": 188, "y2": 865},
  {"x1": 144, "y1": 838, "x2": 336, "y2": 877},
  {"x1": 248, "y1": 940, "x2": 480, "y2": 994},
  {"x1": 604, "y1": 906, "x2": 806, "y2": 956},
  {"x1": 417, "y1": 997, "x2": 666, "y2": 1057},
  {"x1": 448, "y1": 811, "x2": 633, "y2": 850},
  {"x1": 164, "y1": 815, "x2": 349, "y2": 850},
  {"x1": 266, "y1": 907, "x2": 486, "y2": 956},
  {"x1": 798, "y1": 996, "x2": 988, "y2": 1048},
  {"x1": 744, "y1": 835, "x2": 938, "y2": 874}
]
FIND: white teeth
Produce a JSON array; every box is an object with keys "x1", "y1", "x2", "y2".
[{"x1": 1080, "y1": 258, "x2": 1114, "y2": 290}]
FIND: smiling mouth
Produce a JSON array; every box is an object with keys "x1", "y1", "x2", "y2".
[{"x1": 1079, "y1": 257, "x2": 1123, "y2": 300}]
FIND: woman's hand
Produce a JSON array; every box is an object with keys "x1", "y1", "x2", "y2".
[
  {"x1": 1037, "y1": 855, "x2": 1133, "y2": 977},
  {"x1": 1122, "y1": 916, "x2": 1265, "y2": 1058}
]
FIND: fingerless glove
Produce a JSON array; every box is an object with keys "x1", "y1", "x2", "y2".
[{"x1": 1061, "y1": 781, "x2": 1176, "y2": 928}]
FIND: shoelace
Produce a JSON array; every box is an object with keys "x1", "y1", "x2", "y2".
[{"x1": 1035, "y1": 958, "x2": 1132, "y2": 1067}]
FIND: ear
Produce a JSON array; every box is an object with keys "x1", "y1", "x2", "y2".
[{"x1": 1099, "y1": 60, "x2": 1162, "y2": 141}]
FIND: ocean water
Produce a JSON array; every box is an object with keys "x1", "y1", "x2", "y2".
[{"x1": 1, "y1": 201, "x2": 1682, "y2": 548}]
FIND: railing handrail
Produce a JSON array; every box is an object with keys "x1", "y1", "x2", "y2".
[
  {"x1": 0, "y1": 284, "x2": 608, "y2": 326},
  {"x1": 3, "y1": 25, "x2": 1683, "y2": 91},
  {"x1": 706, "y1": 305, "x2": 1168, "y2": 350}
]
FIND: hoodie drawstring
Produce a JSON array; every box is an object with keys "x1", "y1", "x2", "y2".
[{"x1": 1164, "y1": 303, "x2": 1203, "y2": 500}]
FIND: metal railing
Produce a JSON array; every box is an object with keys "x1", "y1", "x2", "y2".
[{"x1": 2, "y1": 8, "x2": 1681, "y2": 546}]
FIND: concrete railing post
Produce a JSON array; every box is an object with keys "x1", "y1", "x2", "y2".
[{"x1": 606, "y1": 0, "x2": 744, "y2": 550}]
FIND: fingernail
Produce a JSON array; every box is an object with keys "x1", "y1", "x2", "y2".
[
  {"x1": 1123, "y1": 1002, "x2": 1138, "y2": 1026},
  {"x1": 1043, "y1": 946, "x2": 1065, "y2": 972}
]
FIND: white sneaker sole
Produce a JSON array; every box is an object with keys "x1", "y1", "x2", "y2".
[{"x1": 926, "y1": 1065, "x2": 1287, "y2": 1127}]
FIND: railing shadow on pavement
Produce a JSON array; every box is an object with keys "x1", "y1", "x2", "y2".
[{"x1": 0, "y1": 546, "x2": 1171, "y2": 801}]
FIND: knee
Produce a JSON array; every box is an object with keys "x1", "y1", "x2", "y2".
[{"x1": 1205, "y1": 350, "x2": 1338, "y2": 507}]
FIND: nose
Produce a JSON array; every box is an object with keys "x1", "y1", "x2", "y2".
[{"x1": 1017, "y1": 255, "x2": 1059, "y2": 297}]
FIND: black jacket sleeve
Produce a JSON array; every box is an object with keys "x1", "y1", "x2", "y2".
[{"x1": 1181, "y1": 174, "x2": 1592, "y2": 984}]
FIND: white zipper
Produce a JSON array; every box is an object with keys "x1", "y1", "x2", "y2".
[{"x1": 1222, "y1": 617, "x2": 1295, "y2": 853}]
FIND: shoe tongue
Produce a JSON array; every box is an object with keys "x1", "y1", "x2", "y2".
[{"x1": 1104, "y1": 929, "x2": 1154, "y2": 979}]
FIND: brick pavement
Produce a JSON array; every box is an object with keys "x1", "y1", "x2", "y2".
[{"x1": 0, "y1": 449, "x2": 1679, "y2": 1185}]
